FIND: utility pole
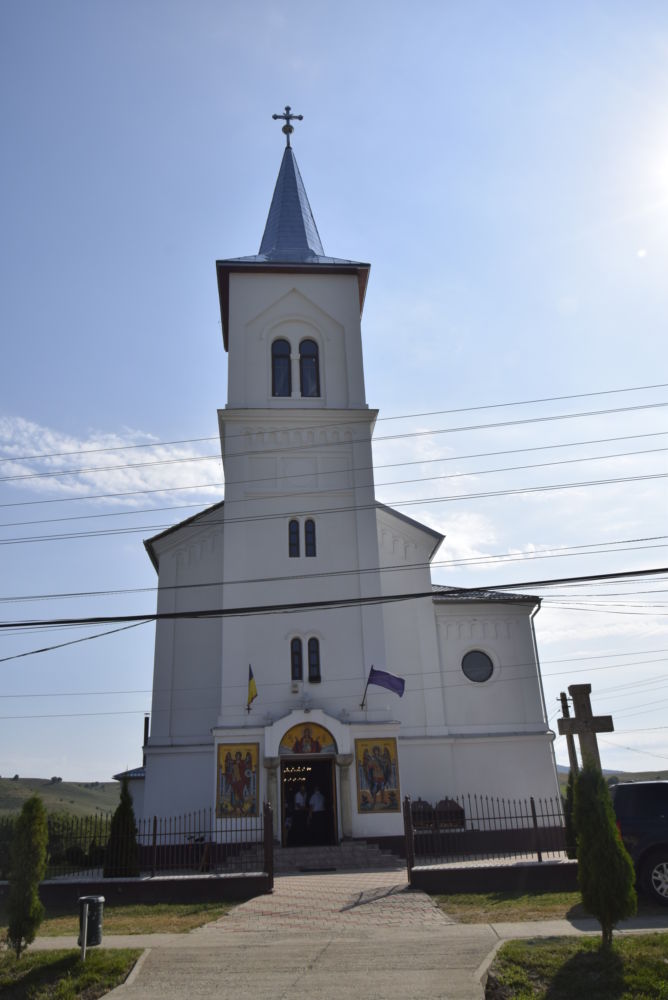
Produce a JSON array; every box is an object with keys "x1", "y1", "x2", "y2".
[
  {"x1": 559, "y1": 692, "x2": 579, "y2": 774},
  {"x1": 557, "y1": 683, "x2": 613, "y2": 771}
]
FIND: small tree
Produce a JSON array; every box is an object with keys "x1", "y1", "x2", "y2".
[
  {"x1": 574, "y1": 760, "x2": 637, "y2": 948},
  {"x1": 103, "y1": 777, "x2": 140, "y2": 878},
  {"x1": 563, "y1": 768, "x2": 577, "y2": 859},
  {"x1": 6, "y1": 796, "x2": 48, "y2": 958}
]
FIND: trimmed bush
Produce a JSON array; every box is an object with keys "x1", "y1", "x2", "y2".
[
  {"x1": 6, "y1": 796, "x2": 48, "y2": 958},
  {"x1": 0, "y1": 816, "x2": 15, "y2": 880},
  {"x1": 574, "y1": 760, "x2": 637, "y2": 948},
  {"x1": 103, "y1": 777, "x2": 140, "y2": 878}
]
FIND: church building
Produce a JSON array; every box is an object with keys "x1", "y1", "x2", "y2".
[{"x1": 130, "y1": 112, "x2": 559, "y2": 845}]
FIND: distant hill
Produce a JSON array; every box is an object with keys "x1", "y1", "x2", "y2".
[
  {"x1": 557, "y1": 763, "x2": 668, "y2": 781},
  {"x1": 556, "y1": 765, "x2": 668, "y2": 795},
  {"x1": 0, "y1": 776, "x2": 120, "y2": 817}
]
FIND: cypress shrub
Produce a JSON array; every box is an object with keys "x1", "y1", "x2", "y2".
[
  {"x1": 6, "y1": 796, "x2": 48, "y2": 958},
  {"x1": 574, "y1": 760, "x2": 637, "y2": 948},
  {"x1": 103, "y1": 777, "x2": 140, "y2": 878}
]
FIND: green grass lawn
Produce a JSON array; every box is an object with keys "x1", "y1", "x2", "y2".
[
  {"x1": 433, "y1": 890, "x2": 667, "y2": 924},
  {"x1": 486, "y1": 934, "x2": 668, "y2": 999},
  {"x1": 0, "y1": 948, "x2": 141, "y2": 1000},
  {"x1": 0, "y1": 900, "x2": 236, "y2": 937}
]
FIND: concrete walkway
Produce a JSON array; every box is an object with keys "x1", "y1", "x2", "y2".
[{"x1": 30, "y1": 869, "x2": 668, "y2": 1000}]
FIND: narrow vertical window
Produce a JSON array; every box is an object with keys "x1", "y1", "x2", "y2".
[
  {"x1": 272, "y1": 339, "x2": 291, "y2": 397},
  {"x1": 308, "y1": 637, "x2": 321, "y2": 683},
  {"x1": 299, "y1": 339, "x2": 320, "y2": 397},
  {"x1": 291, "y1": 638, "x2": 303, "y2": 681},
  {"x1": 289, "y1": 519, "x2": 300, "y2": 558},
  {"x1": 305, "y1": 519, "x2": 316, "y2": 557}
]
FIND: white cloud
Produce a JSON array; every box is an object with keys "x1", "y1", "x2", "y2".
[{"x1": 0, "y1": 416, "x2": 223, "y2": 507}]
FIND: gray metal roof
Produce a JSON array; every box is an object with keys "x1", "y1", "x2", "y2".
[
  {"x1": 259, "y1": 145, "x2": 324, "y2": 260},
  {"x1": 432, "y1": 585, "x2": 540, "y2": 605},
  {"x1": 113, "y1": 766, "x2": 146, "y2": 781},
  {"x1": 218, "y1": 146, "x2": 366, "y2": 267}
]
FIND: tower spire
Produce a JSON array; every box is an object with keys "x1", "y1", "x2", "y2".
[{"x1": 259, "y1": 143, "x2": 324, "y2": 261}]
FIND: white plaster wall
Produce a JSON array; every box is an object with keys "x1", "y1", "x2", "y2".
[
  {"x1": 148, "y1": 509, "x2": 223, "y2": 743},
  {"x1": 446, "y1": 733, "x2": 560, "y2": 800},
  {"x1": 141, "y1": 745, "x2": 215, "y2": 819},
  {"x1": 226, "y1": 275, "x2": 367, "y2": 410},
  {"x1": 126, "y1": 778, "x2": 145, "y2": 820},
  {"x1": 395, "y1": 734, "x2": 559, "y2": 803},
  {"x1": 435, "y1": 602, "x2": 549, "y2": 732}
]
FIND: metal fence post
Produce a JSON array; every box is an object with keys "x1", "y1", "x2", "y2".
[
  {"x1": 263, "y1": 802, "x2": 274, "y2": 888},
  {"x1": 402, "y1": 796, "x2": 414, "y2": 884},
  {"x1": 530, "y1": 796, "x2": 543, "y2": 863},
  {"x1": 151, "y1": 816, "x2": 157, "y2": 877}
]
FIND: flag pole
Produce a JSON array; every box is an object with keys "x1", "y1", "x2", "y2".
[{"x1": 360, "y1": 665, "x2": 373, "y2": 710}]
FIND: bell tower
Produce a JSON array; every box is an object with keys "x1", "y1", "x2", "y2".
[{"x1": 213, "y1": 110, "x2": 387, "y2": 725}]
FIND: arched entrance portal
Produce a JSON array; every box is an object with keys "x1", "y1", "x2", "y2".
[{"x1": 279, "y1": 723, "x2": 338, "y2": 847}]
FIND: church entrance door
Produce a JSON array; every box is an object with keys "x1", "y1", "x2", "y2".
[{"x1": 281, "y1": 757, "x2": 337, "y2": 848}]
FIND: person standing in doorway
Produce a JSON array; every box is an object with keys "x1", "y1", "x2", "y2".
[
  {"x1": 309, "y1": 784, "x2": 326, "y2": 844},
  {"x1": 293, "y1": 781, "x2": 308, "y2": 845}
]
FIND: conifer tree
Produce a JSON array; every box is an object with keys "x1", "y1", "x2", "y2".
[
  {"x1": 103, "y1": 777, "x2": 140, "y2": 878},
  {"x1": 6, "y1": 796, "x2": 48, "y2": 958},
  {"x1": 574, "y1": 760, "x2": 637, "y2": 948}
]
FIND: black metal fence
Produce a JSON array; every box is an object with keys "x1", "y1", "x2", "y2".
[
  {"x1": 0, "y1": 804, "x2": 273, "y2": 880},
  {"x1": 403, "y1": 794, "x2": 566, "y2": 869}
]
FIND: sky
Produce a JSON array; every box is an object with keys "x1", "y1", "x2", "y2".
[{"x1": 1, "y1": 0, "x2": 667, "y2": 783}]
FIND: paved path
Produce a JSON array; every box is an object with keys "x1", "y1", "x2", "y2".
[{"x1": 30, "y1": 869, "x2": 668, "y2": 1000}]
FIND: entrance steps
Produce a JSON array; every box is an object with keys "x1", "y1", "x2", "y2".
[{"x1": 272, "y1": 841, "x2": 405, "y2": 873}]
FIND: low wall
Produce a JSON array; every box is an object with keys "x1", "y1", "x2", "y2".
[
  {"x1": 411, "y1": 860, "x2": 578, "y2": 894},
  {"x1": 0, "y1": 872, "x2": 271, "y2": 908},
  {"x1": 412, "y1": 825, "x2": 566, "y2": 860}
]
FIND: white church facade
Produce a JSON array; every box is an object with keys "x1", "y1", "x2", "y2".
[{"x1": 129, "y1": 119, "x2": 559, "y2": 845}]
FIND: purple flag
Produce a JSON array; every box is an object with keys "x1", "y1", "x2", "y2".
[{"x1": 368, "y1": 666, "x2": 405, "y2": 698}]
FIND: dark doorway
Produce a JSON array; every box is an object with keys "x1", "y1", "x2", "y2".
[{"x1": 281, "y1": 757, "x2": 337, "y2": 847}]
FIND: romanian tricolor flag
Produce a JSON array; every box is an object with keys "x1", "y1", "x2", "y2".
[{"x1": 247, "y1": 665, "x2": 258, "y2": 711}]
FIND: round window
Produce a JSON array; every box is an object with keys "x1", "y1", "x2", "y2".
[{"x1": 461, "y1": 650, "x2": 494, "y2": 683}]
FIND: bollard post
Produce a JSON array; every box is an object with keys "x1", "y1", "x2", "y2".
[{"x1": 80, "y1": 901, "x2": 88, "y2": 962}]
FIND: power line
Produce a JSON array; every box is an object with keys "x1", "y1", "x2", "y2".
[
  {"x1": 4, "y1": 442, "x2": 667, "y2": 531},
  {"x1": 3, "y1": 469, "x2": 668, "y2": 546},
  {"x1": 1, "y1": 566, "x2": 667, "y2": 631},
  {"x1": 3, "y1": 399, "x2": 668, "y2": 484},
  {"x1": 598, "y1": 736, "x2": 668, "y2": 764},
  {"x1": 0, "y1": 622, "x2": 147, "y2": 664},
  {"x1": 3, "y1": 652, "x2": 667, "y2": 698},
  {"x1": 0, "y1": 535, "x2": 665, "y2": 604},
  {"x1": 3, "y1": 380, "x2": 666, "y2": 465},
  {"x1": 3, "y1": 429, "x2": 666, "y2": 511}
]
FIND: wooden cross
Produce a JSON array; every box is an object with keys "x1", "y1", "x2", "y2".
[
  {"x1": 272, "y1": 105, "x2": 303, "y2": 147},
  {"x1": 557, "y1": 683, "x2": 614, "y2": 770}
]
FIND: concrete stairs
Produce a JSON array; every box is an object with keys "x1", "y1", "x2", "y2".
[{"x1": 272, "y1": 841, "x2": 405, "y2": 873}]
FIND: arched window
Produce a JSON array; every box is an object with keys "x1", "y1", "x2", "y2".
[
  {"x1": 304, "y1": 519, "x2": 316, "y2": 557},
  {"x1": 299, "y1": 339, "x2": 320, "y2": 397},
  {"x1": 272, "y1": 339, "x2": 291, "y2": 397},
  {"x1": 308, "y1": 637, "x2": 321, "y2": 683},
  {"x1": 291, "y1": 638, "x2": 303, "y2": 681},
  {"x1": 288, "y1": 519, "x2": 300, "y2": 558}
]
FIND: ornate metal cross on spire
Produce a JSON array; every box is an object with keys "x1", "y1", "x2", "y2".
[{"x1": 272, "y1": 105, "x2": 303, "y2": 147}]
